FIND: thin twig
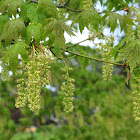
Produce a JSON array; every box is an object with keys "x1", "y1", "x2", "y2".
[
  {"x1": 30, "y1": 0, "x2": 82, "y2": 12},
  {"x1": 57, "y1": 5, "x2": 82, "y2": 12},
  {"x1": 30, "y1": 0, "x2": 127, "y2": 14},
  {"x1": 66, "y1": 50, "x2": 123, "y2": 66},
  {"x1": 66, "y1": 37, "x2": 90, "y2": 49},
  {"x1": 64, "y1": 0, "x2": 71, "y2": 6},
  {"x1": 66, "y1": 32, "x2": 101, "y2": 49},
  {"x1": 49, "y1": 46, "x2": 123, "y2": 66}
]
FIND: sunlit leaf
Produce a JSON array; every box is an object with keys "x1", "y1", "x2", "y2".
[
  {"x1": 3, "y1": 42, "x2": 29, "y2": 74},
  {"x1": 25, "y1": 23, "x2": 42, "y2": 45}
]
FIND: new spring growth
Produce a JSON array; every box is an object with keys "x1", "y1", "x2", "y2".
[
  {"x1": 60, "y1": 65, "x2": 75, "y2": 113},
  {"x1": 15, "y1": 46, "x2": 54, "y2": 112},
  {"x1": 101, "y1": 37, "x2": 114, "y2": 81},
  {"x1": 132, "y1": 75, "x2": 140, "y2": 122}
]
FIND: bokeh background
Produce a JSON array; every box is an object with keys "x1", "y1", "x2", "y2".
[{"x1": 0, "y1": 0, "x2": 140, "y2": 140}]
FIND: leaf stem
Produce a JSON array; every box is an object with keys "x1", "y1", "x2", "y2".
[
  {"x1": 66, "y1": 37, "x2": 90, "y2": 49},
  {"x1": 39, "y1": 44, "x2": 45, "y2": 54},
  {"x1": 64, "y1": 0, "x2": 71, "y2": 6}
]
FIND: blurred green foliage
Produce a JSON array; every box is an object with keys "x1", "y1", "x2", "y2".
[{"x1": 0, "y1": 55, "x2": 140, "y2": 140}]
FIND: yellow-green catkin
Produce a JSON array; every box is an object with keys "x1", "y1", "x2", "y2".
[
  {"x1": 37, "y1": 51, "x2": 52, "y2": 86},
  {"x1": 132, "y1": 75, "x2": 140, "y2": 122},
  {"x1": 60, "y1": 66, "x2": 75, "y2": 113},
  {"x1": 15, "y1": 71, "x2": 27, "y2": 108},
  {"x1": 83, "y1": 0, "x2": 93, "y2": 10},
  {"x1": 26, "y1": 54, "x2": 42, "y2": 112},
  {"x1": 101, "y1": 37, "x2": 114, "y2": 81},
  {"x1": 126, "y1": 24, "x2": 135, "y2": 39},
  {"x1": 15, "y1": 59, "x2": 27, "y2": 108},
  {"x1": 26, "y1": 49, "x2": 53, "y2": 111},
  {"x1": 15, "y1": 47, "x2": 54, "y2": 112}
]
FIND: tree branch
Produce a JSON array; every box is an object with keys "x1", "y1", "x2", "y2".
[
  {"x1": 66, "y1": 37, "x2": 90, "y2": 49},
  {"x1": 30, "y1": 0, "x2": 82, "y2": 12},
  {"x1": 30, "y1": 0, "x2": 38, "y2": 4},
  {"x1": 49, "y1": 46, "x2": 123, "y2": 66},
  {"x1": 30, "y1": 0, "x2": 126, "y2": 14},
  {"x1": 66, "y1": 50, "x2": 123, "y2": 66},
  {"x1": 56, "y1": 5, "x2": 82, "y2": 12},
  {"x1": 66, "y1": 32, "x2": 101, "y2": 49}
]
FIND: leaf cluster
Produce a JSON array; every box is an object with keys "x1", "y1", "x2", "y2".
[
  {"x1": 111, "y1": 37, "x2": 140, "y2": 72},
  {"x1": 3, "y1": 42, "x2": 29, "y2": 74},
  {"x1": 74, "y1": 9, "x2": 101, "y2": 33}
]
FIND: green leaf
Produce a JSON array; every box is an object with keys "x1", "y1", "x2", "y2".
[
  {"x1": 60, "y1": 22, "x2": 76, "y2": 36},
  {"x1": 54, "y1": 21, "x2": 66, "y2": 51},
  {"x1": 123, "y1": 15, "x2": 135, "y2": 25},
  {"x1": 135, "y1": 0, "x2": 139, "y2": 2},
  {"x1": 43, "y1": 18, "x2": 66, "y2": 53},
  {"x1": 109, "y1": 13, "x2": 118, "y2": 32},
  {"x1": 104, "y1": 0, "x2": 126, "y2": 11},
  {"x1": 110, "y1": 36, "x2": 133, "y2": 59},
  {"x1": 26, "y1": 3, "x2": 38, "y2": 23},
  {"x1": 42, "y1": 18, "x2": 57, "y2": 36},
  {"x1": 25, "y1": 23, "x2": 42, "y2": 45},
  {"x1": 11, "y1": 132, "x2": 32, "y2": 140},
  {"x1": 116, "y1": 39, "x2": 140, "y2": 72},
  {"x1": 78, "y1": 50, "x2": 89, "y2": 71},
  {"x1": 0, "y1": 14, "x2": 9, "y2": 36},
  {"x1": 113, "y1": 13, "x2": 126, "y2": 32},
  {"x1": 74, "y1": 9, "x2": 100, "y2": 33},
  {"x1": 48, "y1": 31, "x2": 55, "y2": 46},
  {"x1": 54, "y1": 41, "x2": 61, "y2": 57},
  {"x1": 134, "y1": 66, "x2": 140, "y2": 77},
  {"x1": 101, "y1": 13, "x2": 109, "y2": 21},
  {"x1": 1, "y1": 19, "x2": 26, "y2": 46},
  {"x1": 9, "y1": 52, "x2": 19, "y2": 75},
  {"x1": 38, "y1": 0, "x2": 58, "y2": 19},
  {"x1": 90, "y1": 60, "x2": 95, "y2": 73},
  {"x1": 3, "y1": 42, "x2": 29, "y2": 74},
  {"x1": 0, "y1": 0, "x2": 25, "y2": 17},
  {"x1": 102, "y1": 13, "x2": 127, "y2": 32},
  {"x1": 99, "y1": 0, "x2": 103, "y2": 5},
  {"x1": 0, "y1": 0, "x2": 10, "y2": 14}
]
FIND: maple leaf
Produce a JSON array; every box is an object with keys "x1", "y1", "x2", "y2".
[
  {"x1": 1, "y1": 19, "x2": 26, "y2": 46},
  {"x1": 116, "y1": 39, "x2": 140, "y2": 72},
  {"x1": 38, "y1": 0, "x2": 58, "y2": 19},
  {"x1": 3, "y1": 42, "x2": 29, "y2": 74},
  {"x1": 102, "y1": 13, "x2": 135, "y2": 33},
  {"x1": 74, "y1": 9, "x2": 100, "y2": 33},
  {"x1": 25, "y1": 23, "x2": 42, "y2": 46},
  {"x1": 0, "y1": 0, "x2": 25, "y2": 17},
  {"x1": 42, "y1": 18, "x2": 75, "y2": 55},
  {"x1": 26, "y1": 3, "x2": 39, "y2": 23}
]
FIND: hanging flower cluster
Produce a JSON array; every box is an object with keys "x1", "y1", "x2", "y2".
[
  {"x1": 15, "y1": 46, "x2": 53, "y2": 112},
  {"x1": 101, "y1": 37, "x2": 114, "y2": 81},
  {"x1": 132, "y1": 75, "x2": 140, "y2": 121},
  {"x1": 60, "y1": 66, "x2": 75, "y2": 113}
]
